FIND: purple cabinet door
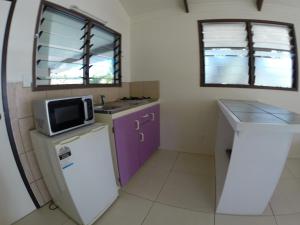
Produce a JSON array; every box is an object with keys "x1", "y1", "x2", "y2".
[
  {"x1": 138, "y1": 105, "x2": 160, "y2": 164},
  {"x1": 113, "y1": 112, "x2": 140, "y2": 186},
  {"x1": 138, "y1": 121, "x2": 153, "y2": 164},
  {"x1": 113, "y1": 104, "x2": 160, "y2": 186}
]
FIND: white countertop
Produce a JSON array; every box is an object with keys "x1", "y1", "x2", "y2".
[{"x1": 218, "y1": 99, "x2": 300, "y2": 132}]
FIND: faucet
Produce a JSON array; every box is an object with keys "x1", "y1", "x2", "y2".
[{"x1": 100, "y1": 95, "x2": 106, "y2": 106}]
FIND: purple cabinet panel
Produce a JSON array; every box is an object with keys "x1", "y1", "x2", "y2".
[
  {"x1": 113, "y1": 112, "x2": 141, "y2": 186},
  {"x1": 138, "y1": 105, "x2": 160, "y2": 164},
  {"x1": 113, "y1": 104, "x2": 160, "y2": 186}
]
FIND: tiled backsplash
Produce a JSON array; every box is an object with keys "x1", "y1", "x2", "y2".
[
  {"x1": 130, "y1": 81, "x2": 160, "y2": 99},
  {"x1": 6, "y1": 81, "x2": 159, "y2": 206}
]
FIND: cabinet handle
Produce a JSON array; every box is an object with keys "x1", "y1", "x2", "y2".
[
  {"x1": 150, "y1": 113, "x2": 155, "y2": 121},
  {"x1": 135, "y1": 120, "x2": 140, "y2": 130},
  {"x1": 139, "y1": 132, "x2": 144, "y2": 142},
  {"x1": 142, "y1": 114, "x2": 149, "y2": 118}
]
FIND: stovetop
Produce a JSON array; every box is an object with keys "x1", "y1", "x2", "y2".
[{"x1": 120, "y1": 96, "x2": 152, "y2": 101}]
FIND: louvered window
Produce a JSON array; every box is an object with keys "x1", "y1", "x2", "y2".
[
  {"x1": 33, "y1": 2, "x2": 122, "y2": 90},
  {"x1": 198, "y1": 20, "x2": 297, "y2": 90}
]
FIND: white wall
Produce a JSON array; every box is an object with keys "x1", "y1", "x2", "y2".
[
  {"x1": 7, "y1": 0, "x2": 131, "y2": 83},
  {"x1": 1, "y1": 1, "x2": 35, "y2": 224},
  {"x1": 130, "y1": 0, "x2": 300, "y2": 156},
  {"x1": 2, "y1": 0, "x2": 130, "y2": 221}
]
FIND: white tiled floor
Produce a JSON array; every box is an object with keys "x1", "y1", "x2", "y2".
[{"x1": 13, "y1": 151, "x2": 300, "y2": 225}]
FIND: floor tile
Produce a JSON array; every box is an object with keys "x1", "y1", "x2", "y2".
[
  {"x1": 94, "y1": 193, "x2": 152, "y2": 225},
  {"x1": 13, "y1": 204, "x2": 69, "y2": 225},
  {"x1": 262, "y1": 204, "x2": 273, "y2": 216},
  {"x1": 143, "y1": 150, "x2": 178, "y2": 171},
  {"x1": 276, "y1": 213, "x2": 300, "y2": 225},
  {"x1": 142, "y1": 203, "x2": 214, "y2": 225},
  {"x1": 172, "y1": 153, "x2": 215, "y2": 176},
  {"x1": 270, "y1": 178, "x2": 300, "y2": 215},
  {"x1": 287, "y1": 159, "x2": 300, "y2": 178},
  {"x1": 62, "y1": 220, "x2": 77, "y2": 225},
  {"x1": 215, "y1": 214, "x2": 277, "y2": 225},
  {"x1": 280, "y1": 166, "x2": 295, "y2": 179},
  {"x1": 123, "y1": 163, "x2": 170, "y2": 200},
  {"x1": 157, "y1": 171, "x2": 215, "y2": 212}
]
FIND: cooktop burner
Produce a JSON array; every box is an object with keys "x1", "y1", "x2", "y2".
[{"x1": 121, "y1": 96, "x2": 152, "y2": 101}]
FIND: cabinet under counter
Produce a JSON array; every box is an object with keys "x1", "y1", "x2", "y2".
[{"x1": 95, "y1": 101, "x2": 160, "y2": 186}]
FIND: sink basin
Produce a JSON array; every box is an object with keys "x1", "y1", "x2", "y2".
[
  {"x1": 94, "y1": 103, "x2": 130, "y2": 113},
  {"x1": 94, "y1": 99, "x2": 153, "y2": 114}
]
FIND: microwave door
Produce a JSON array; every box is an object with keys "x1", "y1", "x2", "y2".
[{"x1": 48, "y1": 98, "x2": 85, "y2": 134}]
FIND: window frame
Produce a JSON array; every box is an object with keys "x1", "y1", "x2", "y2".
[
  {"x1": 32, "y1": 0, "x2": 122, "y2": 91},
  {"x1": 198, "y1": 19, "x2": 298, "y2": 91}
]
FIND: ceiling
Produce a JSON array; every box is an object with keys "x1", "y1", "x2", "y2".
[{"x1": 119, "y1": 0, "x2": 300, "y2": 17}]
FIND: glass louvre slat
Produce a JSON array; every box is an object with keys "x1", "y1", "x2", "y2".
[
  {"x1": 252, "y1": 23, "x2": 294, "y2": 88},
  {"x1": 205, "y1": 49, "x2": 248, "y2": 57},
  {"x1": 37, "y1": 46, "x2": 83, "y2": 62},
  {"x1": 38, "y1": 32, "x2": 83, "y2": 50},
  {"x1": 254, "y1": 50, "x2": 293, "y2": 58},
  {"x1": 36, "y1": 7, "x2": 85, "y2": 86},
  {"x1": 43, "y1": 9, "x2": 83, "y2": 29},
  {"x1": 204, "y1": 41, "x2": 248, "y2": 48},
  {"x1": 253, "y1": 43, "x2": 292, "y2": 51}
]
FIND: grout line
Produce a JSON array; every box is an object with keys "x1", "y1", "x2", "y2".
[
  {"x1": 214, "y1": 211, "x2": 216, "y2": 225},
  {"x1": 153, "y1": 152, "x2": 180, "y2": 201},
  {"x1": 140, "y1": 202, "x2": 155, "y2": 225},
  {"x1": 155, "y1": 200, "x2": 213, "y2": 214},
  {"x1": 269, "y1": 203, "x2": 280, "y2": 225},
  {"x1": 122, "y1": 190, "x2": 154, "y2": 202},
  {"x1": 285, "y1": 162, "x2": 299, "y2": 179}
]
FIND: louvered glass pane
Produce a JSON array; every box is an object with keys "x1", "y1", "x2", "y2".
[
  {"x1": 252, "y1": 24, "x2": 292, "y2": 50},
  {"x1": 203, "y1": 23, "x2": 248, "y2": 47},
  {"x1": 205, "y1": 55, "x2": 249, "y2": 84},
  {"x1": 202, "y1": 22, "x2": 249, "y2": 84},
  {"x1": 35, "y1": 7, "x2": 86, "y2": 86},
  {"x1": 254, "y1": 51, "x2": 293, "y2": 88},
  {"x1": 252, "y1": 23, "x2": 294, "y2": 88},
  {"x1": 89, "y1": 25, "x2": 121, "y2": 84}
]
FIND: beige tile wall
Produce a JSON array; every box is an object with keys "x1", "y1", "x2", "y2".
[
  {"x1": 6, "y1": 81, "x2": 130, "y2": 207},
  {"x1": 129, "y1": 81, "x2": 160, "y2": 99},
  {"x1": 6, "y1": 81, "x2": 159, "y2": 207}
]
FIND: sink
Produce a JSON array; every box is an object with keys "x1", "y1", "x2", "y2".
[
  {"x1": 94, "y1": 99, "x2": 153, "y2": 114},
  {"x1": 94, "y1": 103, "x2": 130, "y2": 113}
]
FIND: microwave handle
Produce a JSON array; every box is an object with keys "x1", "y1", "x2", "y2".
[
  {"x1": 83, "y1": 98, "x2": 93, "y2": 121},
  {"x1": 83, "y1": 99, "x2": 89, "y2": 121}
]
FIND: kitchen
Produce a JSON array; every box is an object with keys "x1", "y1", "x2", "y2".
[{"x1": 1, "y1": 0, "x2": 300, "y2": 225}]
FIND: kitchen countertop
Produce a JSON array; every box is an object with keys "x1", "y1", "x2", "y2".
[
  {"x1": 217, "y1": 99, "x2": 300, "y2": 133},
  {"x1": 94, "y1": 99, "x2": 160, "y2": 119},
  {"x1": 220, "y1": 99, "x2": 300, "y2": 124}
]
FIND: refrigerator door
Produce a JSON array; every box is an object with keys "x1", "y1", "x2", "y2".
[{"x1": 55, "y1": 125, "x2": 118, "y2": 225}]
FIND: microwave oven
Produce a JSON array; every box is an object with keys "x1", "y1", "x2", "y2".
[{"x1": 33, "y1": 96, "x2": 95, "y2": 136}]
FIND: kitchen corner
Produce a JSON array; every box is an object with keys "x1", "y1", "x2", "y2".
[{"x1": 6, "y1": 80, "x2": 159, "y2": 207}]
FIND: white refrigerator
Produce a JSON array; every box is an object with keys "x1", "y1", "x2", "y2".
[{"x1": 31, "y1": 123, "x2": 118, "y2": 225}]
